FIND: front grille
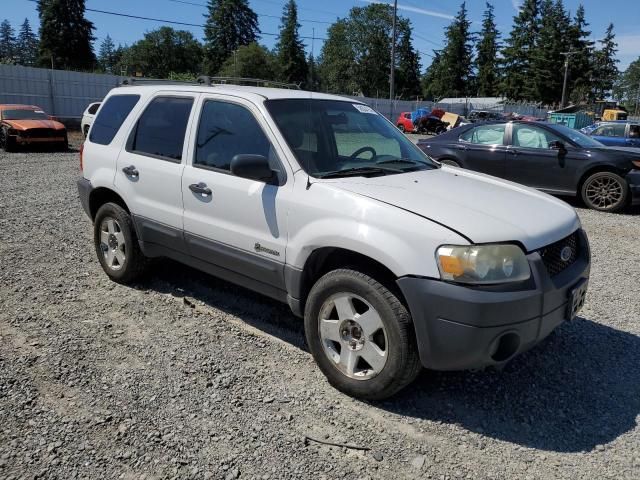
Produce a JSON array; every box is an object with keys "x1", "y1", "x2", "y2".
[
  {"x1": 538, "y1": 231, "x2": 579, "y2": 277},
  {"x1": 20, "y1": 129, "x2": 57, "y2": 138}
]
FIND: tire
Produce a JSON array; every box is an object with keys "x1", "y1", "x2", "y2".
[
  {"x1": 93, "y1": 202, "x2": 147, "y2": 283},
  {"x1": 435, "y1": 126, "x2": 446, "y2": 135},
  {"x1": 440, "y1": 159, "x2": 461, "y2": 168},
  {"x1": 397, "y1": 124, "x2": 406, "y2": 133},
  {"x1": 83, "y1": 125, "x2": 89, "y2": 138},
  {"x1": 1, "y1": 127, "x2": 15, "y2": 152},
  {"x1": 304, "y1": 269, "x2": 421, "y2": 400},
  {"x1": 581, "y1": 171, "x2": 628, "y2": 212}
]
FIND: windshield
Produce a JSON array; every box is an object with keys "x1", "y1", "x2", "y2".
[
  {"x1": 551, "y1": 124, "x2": 604, "y2": 148},
  {"x1": 265, "y1": 99, "x2": 437, "y2": 178},
  {"x1": 2, "y1": 109, "x2": 50, "y2": 121}
]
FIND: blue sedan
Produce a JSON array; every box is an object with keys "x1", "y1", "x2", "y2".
[{"x1": 582, "y1": 121, "x2": 640, "y2": 147}]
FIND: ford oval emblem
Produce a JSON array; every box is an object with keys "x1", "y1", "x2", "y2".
[{"x1": 560, "y1": 246, "x2": 573, "y2": 262}]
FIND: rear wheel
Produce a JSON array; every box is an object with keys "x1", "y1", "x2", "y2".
[
  {"x1": 581, "y1": 171, "x2": 628, "y2": 212},
  {"x1": 83, "y1": 125, "x2": 89, "y2": 137},
  {"x1": 94, "y1": 202, "x2": 147, "y2": 283},
  {"x1": 439, "y1": 159, "x2": 461, "y2": 168},
  {"x1": 304, "y1": 269, "x2": 421, "y2": 400},
  {"x1": 397, "y1": 124, "x2": 405, "y2": 132}
]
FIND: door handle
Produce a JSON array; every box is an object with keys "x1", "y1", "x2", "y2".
[
  {"x1": 508, "y1": 149, "x2": 519, "y2": 156},
  {"x1": 189, "y1": 182, "x2": 212, "y2": 196},
  {"x1": 122, "y1": 165, "x2": 139, "y2": 178},
  {"x1": 456, "y1": 144, "x2": 468, "y2": 150}
]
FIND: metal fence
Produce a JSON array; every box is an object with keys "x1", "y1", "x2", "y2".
[
  {"x1": 0, "y1": 64, "x2": 122, "y2": 119},
  {"x1": 0, "y1": 64, "x2": 550, "y2": 123}
]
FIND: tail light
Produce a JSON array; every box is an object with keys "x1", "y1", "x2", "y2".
[{"x1": 79, "y1": 143, "x2": 84, "y2": 171}]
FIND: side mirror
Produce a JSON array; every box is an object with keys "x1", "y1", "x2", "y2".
[
  {"x1": 549, "y1": 140, "x2": 566, "y2": 152},
  {"x1": 230, "y1": 154, "x2": 276, "y2": 183}
]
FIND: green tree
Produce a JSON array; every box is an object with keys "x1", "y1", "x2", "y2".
[
  {"x1": 568, "y1": 4, "x2": 594, "y2": 103},
  {"x1": 434, "y1": 2, "x2": 474, "y2": 98},
  {"x1": 0, "y1": 20, "x2": 17, "y2": 63},
  {"x1": 395, "y1": 20, "x2": 422, "y2": 99},
  {"x1": 203, "y1": 0, "x2": 259, "y2": 75},
  {"x1": 532, "y1": 0, "x2": 570, "y2": 105},
  {"x1": 275, "y1": 0, "x2": 307, "y2": 86},
  {"x1": 476, "y1": 2, "x2": 500, "y2": 97},
  {"x1": 121, "y1": 27, "x2": 203, "y2": 78},
  {"x1": 421, "y1": 51, "x2": 444, "y2": 100},
  {"x1": 16, "y1": 18, "x2": 38, "y2": 66},
  {"x1": 37, "y1": 0, "x2": 96, "y2": 70},
  {"x1": 217, "y1": 42, "x2": 278, "y2": 80},
  {"x1": 317, "y1": 19, "x2": 358, "y2": 94},
  {"x1": 613, "y1": 57, "x2": 640, "y2": 115},
  {"x1": 501, "y1": 0, "x2": 540, "y2": 100},
  {"x1": 592, "y1": 23, "x2": 618, "y2": 99},
  {"x1": 98, "y1": 35, "x2": 118, "y2": 73}
]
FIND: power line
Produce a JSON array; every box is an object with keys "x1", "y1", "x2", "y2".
[
  {"x1": 166, "y1": 0, "x2": 334, "y2": 25},
  {"x1": 23, "y1": 0, "x2": 326, "y2": 41}
]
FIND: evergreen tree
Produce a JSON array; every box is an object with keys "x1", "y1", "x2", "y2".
[
  {"x1": 395, "y1": 20, "x2": 422, "y2": 99},
  {"x1": 613, "y1": 57, "x2": 640, "y2": 114},
  {"x1": 476, "y1": 2, "x2": 500, "y2": 97},
  {"x1": 421, "y1": 51, "x2": 444, "y2": 100},
  {"x1": 37, "y1": 0, "x2": 96, "y2": 70},
  {"x1": 568, "y1": 4, "x2": 594, "y2": 103},
  {"x1": 275, "y1": 0, "x2": 307, "y2": 86},
  {"x1": 16, "y1": 18, "x2": 38, "y2": 66},
  {"x1": 435, "y1": 2, "x2": 473, "y2": 98},
  {"x1": 532, "y1": 0, "x2": 570, "y2": 105},
  {"x1": 203, "y1": 0, "x2": 259, "y2": 75},
  {"x1": 306, "y1": 53, "x2": 320, "y2": 91},
  {"x1": 592, "y1": 23, "x2": 618, "y2": 99},
  {"x1": 317, "y1": 19, "x2": 358, "y2": 94},
  {"x1": 0, "y1": 20, "x2": 17, "y2": 63},
  {"x1": 98, "y1": 35, "x2": 117, "y2": 73},
  {"x1": 501, "y1": 0, "x2": 540, "y2": 100}
]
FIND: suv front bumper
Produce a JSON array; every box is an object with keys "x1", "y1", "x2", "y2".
[{"x1": 397, "y1": 229, "x2": 590, "y2": 371}]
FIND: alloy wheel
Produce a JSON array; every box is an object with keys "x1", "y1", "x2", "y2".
[
  {"x1": 585, "y1": 175, "x2": 624, "y2": 210},
  {"x1": 99, "y1": 217, "x2": 126, "y2": 270},
  {"x1": 318, "y1": 293, "x2": 388, "y2": 380}
]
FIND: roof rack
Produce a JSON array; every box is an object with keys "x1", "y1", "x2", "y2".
[{"x1": 120, "y1": 76, "x2": 301, "y2": 90}]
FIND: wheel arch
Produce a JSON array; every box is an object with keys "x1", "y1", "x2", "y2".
[
  {"x1": 577, "y1": 164, "x2": 628, "y2": 196},
  {"x1": 89, "y1": 187, "x2": 130, "y2": 220},
  {"x1": 293, "y1": 247, "x2": 407, "y2": 317}
]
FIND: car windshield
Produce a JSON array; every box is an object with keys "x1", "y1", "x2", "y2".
[
  {"x1": 2, "y1": 109, "x2": 49, "y2": 120},
  {"x1": 550, "y1": 124, "x2": 604, "y2": 148},
  {"x1": 265, "y1": 99, "x2": 437, "y2": 178}
]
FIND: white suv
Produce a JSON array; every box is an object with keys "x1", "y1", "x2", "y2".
[{"x1": 78, "y1": 81, "x2": 590, "y2": 399}]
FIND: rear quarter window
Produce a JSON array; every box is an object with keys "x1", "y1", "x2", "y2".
[
  {"x1": 88, "y1": 103, "x2": 100, "y2": 115},
  {"x1": 89, "y1": 95, "x2": 140, "y2": 145}
]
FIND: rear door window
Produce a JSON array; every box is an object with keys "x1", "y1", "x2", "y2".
[
  {"x1": 128, "y1": 96, "x2": 194, "y2": 161},
  {"x1": 460, "y1": 124, "x2": 506, "y2": 145},
  {"x1": 89, "y1": 95, "x2": 139, "y2": 145}
]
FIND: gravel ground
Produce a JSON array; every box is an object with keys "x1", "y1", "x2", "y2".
[{"x1": 1, "y1": 138, "x2": 639, "y2": 480}]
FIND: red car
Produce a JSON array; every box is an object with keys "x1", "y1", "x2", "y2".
[
  {"x1": 0, "y1": 104, "x2": 68, "y2": 152},
  {"x1": 396, "y1": 112, "x2": 414, "y2": 132}
]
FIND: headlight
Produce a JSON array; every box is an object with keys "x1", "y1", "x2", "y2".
[{"x1": 436, "y1": 244, "x2": 530, "y2": 284}]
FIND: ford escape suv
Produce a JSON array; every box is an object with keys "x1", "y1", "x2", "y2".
[{"x1": 78, "y1": 81, "x2": 590, "y2": 400}]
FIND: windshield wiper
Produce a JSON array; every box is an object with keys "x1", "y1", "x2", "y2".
[
  {"x1": 375, "y1": 158, "x2": 431, "y2": 170},
  {"x1": 316, "y1": 166, "x2": 400, "y2": 179}
]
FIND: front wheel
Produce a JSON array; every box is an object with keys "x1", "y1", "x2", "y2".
[
  {"x1": 94, "y1": 202, "x2": 148, "y2": 283},
  {"x1": 1, "y1": 127, "x2": 15, "y2": 152},
  {"x1": 397, "y1": 124, "x2": 406, "y2": 133},
  {"x1": 304, "y1": 269, "x2": 421, "y2": 400},
  {"x1": 581, "y1": 171, "x2": 628, "y2": 212}
]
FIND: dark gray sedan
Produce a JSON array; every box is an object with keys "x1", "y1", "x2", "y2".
[{"x1": 418, "y1": 121, "x2": 640, "y2": 212}]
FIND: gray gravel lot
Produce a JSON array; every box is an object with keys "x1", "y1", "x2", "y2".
[{"x1": 1, "y1": 141, "x2": 639, "y2": 480}]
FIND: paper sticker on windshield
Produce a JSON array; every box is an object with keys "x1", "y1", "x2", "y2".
[{"x1": 353, "y1": 104, "x2": 376, "y2": 114}]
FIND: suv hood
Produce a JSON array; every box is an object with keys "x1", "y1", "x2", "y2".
[
  {"x1": 3, "y1": 119, "x2": 66, "y2": 131},
  {"x1": 323, "y1": 167, "x2": 580, "y2": 251}
]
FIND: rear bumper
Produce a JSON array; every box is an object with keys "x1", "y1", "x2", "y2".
[
  {"x1": 77, "y1": 178, "x2": 93, "y2": 218},
  {"x1": 397, "y1": 229, "x2": 590, "y2": 371},
  {"x1": 626, "y1": 170, "x2": 640, "y2": 205}
]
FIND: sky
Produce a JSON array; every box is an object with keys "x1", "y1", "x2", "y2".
[{"x1": 5, "y1": 0, "x2": 640, "y2": 71}]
